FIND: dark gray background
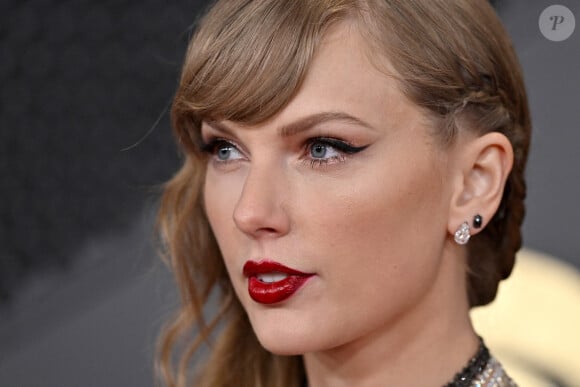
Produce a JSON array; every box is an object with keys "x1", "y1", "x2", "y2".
[{"x1": 0, "y1": 1, "x2": 578, "y2": 386}]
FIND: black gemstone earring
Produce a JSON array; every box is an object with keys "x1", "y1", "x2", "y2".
[{"x1": 473, "y1": 214, "x2": 483, "y2": 229}]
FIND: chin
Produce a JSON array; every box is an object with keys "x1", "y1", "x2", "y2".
[
  {"x1": 248, "y1": 310, "x2": 326, "y2": 355},
  {"x1": 259, "y1": 340, "x2": 305, "y2": 356},
  {"x1": 256, "y1": 333, "x2": 323, "y2": 356}
]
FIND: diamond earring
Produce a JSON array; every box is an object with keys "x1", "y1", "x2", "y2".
[{"x1": 454, "y1": 221, "x2": 471, "y2": 245}]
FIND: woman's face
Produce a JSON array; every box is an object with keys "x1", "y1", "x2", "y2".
[{"x1": 202, "y1": 23, "x2": 459, "y2": 355}]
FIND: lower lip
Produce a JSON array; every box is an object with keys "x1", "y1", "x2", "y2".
[{"x1": 247, "y1": 275, "x2": 313, "y2": 304}]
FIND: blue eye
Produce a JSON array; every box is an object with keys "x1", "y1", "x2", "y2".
[
  {"x1": 308, "y1": 138, "x2": 368, "y2": 160},
  {"x1": 200, "y1": 139, "x2": 244, "y2": 163},
  {"x1": 310, "y1": 141, "x2": 340, "y2": 160},
  {"x1": 216, "y1": 144, "x2": 237, "y2": 160},
  {"x1": 215, "y1": 142, "x2": 243, "y2": 162},
  {"x1": 304, "y1": 138, "x2": 370, "y2": 168}
]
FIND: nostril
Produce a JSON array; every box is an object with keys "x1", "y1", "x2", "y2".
[
  {"x1": 232, "y1": 180, "x2": 290, "y2": 238},
  {"x1": 256, "y1": 227, "x2": 279, "y2": 235}
]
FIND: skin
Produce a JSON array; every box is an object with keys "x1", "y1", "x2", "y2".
[{"x1": 202, "y1": 21, "x2": 513, "y2": 387}]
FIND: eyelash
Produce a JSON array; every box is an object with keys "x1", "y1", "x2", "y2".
[
  {"x1": 199, "y1": 137, "x2": 241, "y2": 165},
  {"x1": 198, "y1": 136, "x2": 368, "y2": 168},
  {"x1": 304, "y1": 137, "x2": 368, "y2": 168}
]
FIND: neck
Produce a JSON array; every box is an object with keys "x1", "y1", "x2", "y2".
[{"x1": 303, "y1": 245, "x2": 479, "y2": 387}]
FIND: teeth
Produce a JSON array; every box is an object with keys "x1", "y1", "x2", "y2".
[{"x1": 257, "y1": 273, "x2": 288, "y2": 283}]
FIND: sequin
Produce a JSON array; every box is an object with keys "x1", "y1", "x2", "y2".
[{"x1": 445, "y1": 338, "x2": 517, "y2": 387}]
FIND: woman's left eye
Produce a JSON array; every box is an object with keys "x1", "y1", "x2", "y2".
[
  {"x1": 305, "y1": 138, "x2": 368, "y2": 167},
  {"x1": 309, "y1": 141, "x2": 341, "y2": 160}
]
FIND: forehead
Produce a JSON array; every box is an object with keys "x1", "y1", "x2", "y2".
[{"x1": 266, "y1": 22, "x2": 424, "y2": 135}]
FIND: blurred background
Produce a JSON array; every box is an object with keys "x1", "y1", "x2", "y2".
[{"x1": 0, "y1": 1, "x2": 578, "y2": 386}]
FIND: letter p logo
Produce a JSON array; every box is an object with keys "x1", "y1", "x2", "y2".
[
  {"x1": 540, "y1": 5, "x2": 576, "y2": 42},
  {"x1": 550, "y1": 15, "x2": 565, "y2": 30}
]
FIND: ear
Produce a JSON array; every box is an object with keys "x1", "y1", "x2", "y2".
[{"x1": 448, "y1": 132, "x2": 514, "y2": 237}]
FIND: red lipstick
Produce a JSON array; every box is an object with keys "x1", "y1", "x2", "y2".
[{"x1": 243, "y1": 260, "x2": 314, "y2": 304}]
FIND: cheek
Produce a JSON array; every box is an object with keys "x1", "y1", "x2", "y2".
[
  {"x1": 203, "y1": 168, "x2": 245, "y2": 235},
  {"x1": 204, "y1": 174, "x2": 229, "y2": 232},
  {"x1": 307, "y1": 157, "x2": 445, "y2": 240},
  {"x1": 296, "y1": 150, "x2": 449, "y2": 299},
  {"x1": 203, "y1": 170, "x2": 246, "y2": 283}
]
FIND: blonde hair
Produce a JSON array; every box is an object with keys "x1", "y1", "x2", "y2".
[{"x1": 157, "y1": 1, "x2": 531, "y2": 386}]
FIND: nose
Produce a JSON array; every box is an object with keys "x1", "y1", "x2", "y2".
[{"x1": 233, "y1": 163, "x2": 291, "y2": 239}]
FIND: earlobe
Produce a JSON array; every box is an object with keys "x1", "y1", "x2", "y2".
[{"x1": 448, "y1": 132, "x2": 514, "y2": 239}]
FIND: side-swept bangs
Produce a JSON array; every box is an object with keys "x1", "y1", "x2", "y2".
[{"x1": 172, "y1": 1, "x2": 355, "y2": 154}]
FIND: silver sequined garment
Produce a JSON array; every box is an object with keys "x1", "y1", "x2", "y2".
[{"x1": 470, "y1": 356, "x2": 518, "y2": 387}]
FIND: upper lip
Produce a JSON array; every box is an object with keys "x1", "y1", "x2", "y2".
[{"x1": 243, "y1": 260, "x2": 312, "y2": 277}]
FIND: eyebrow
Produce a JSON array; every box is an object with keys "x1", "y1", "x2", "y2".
[
  {"x1": 205, "y1": 120, "x2": 235, "y2": 137},
  {"x1": 206, "y1": 111, "x2": 375, "y2": 137},
  {"x1": 279, "y1": 111, "x2": 375, "y2": 137}
]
